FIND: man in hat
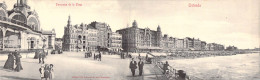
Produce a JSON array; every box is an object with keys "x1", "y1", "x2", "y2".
[
  {"x1": 129, "y1": 58, "x2": 137, "y2": 76},
  {"x1": 138, "y1": 58, "x2": 144, "y2": 76}
]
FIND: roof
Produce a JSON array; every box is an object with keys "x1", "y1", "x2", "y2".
[
  {"x1": 87, "y1": 25, "x2": 96, "y2": 29},
  {"x1": 42, "y1": 30, "x2": 55, "y2": 35}
]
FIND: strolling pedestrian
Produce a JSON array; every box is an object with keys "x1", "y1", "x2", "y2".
[
  {"x1": 99, "y1": 53, "x2": 102, "y2": 61},
  {"x1": 39, "y1": 65, "x2": 45, "y2": 80},
  {"x1": 122, "y1": 52, "x2": 125, "y2": 59},
  {"x1": 138, "y1": 58, "x2": 144, "y2": 76},
  {"x1": 129, "y1": 58, "x2": 137, "y2": 76},
  {"x1": 146, "y1": 53, "x2": 148, "y2": 60},
  {"x1": 44, "y1": 64, "x2": 50, "y2": 80},
  {"x1": 120, "y1": 52, "x2": 123, "y2": 59},
  {"x1": 39, "y1": 50, "x2": 46, "y2": 64},
  {"x1": 94, "y1": 53, "x2": 96, "y2": 60},
  {"x1": 3, "y1": 53, "x2": 15, "y2": 70},
  {"x1": 138, "y1": 53, "x2": 141, "y2": 59},
  {"x1": 14, "y1": 51, "x2": 23, "y2": 72},
  {"x1": 163, "y1": 61, "x2": 169, "y2": 74}
]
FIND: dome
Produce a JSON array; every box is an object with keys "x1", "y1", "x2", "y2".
[
  {"x1": 132, "y1": 20, "x2": 138, "y2": 28},
  {"x1": 157, "y1": 25, "x2": 161, "y2": 32}
]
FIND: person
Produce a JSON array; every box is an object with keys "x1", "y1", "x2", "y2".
[
  {"x1": 44, "y1": 64, "x2": 50, "y2": 80},
  {"x1": 39, "y1": 50, "x2": 46, "y2": 64},
  {"x1": 163, "y1": 61, "x2": 169, "y2": 74},
  {"x1": 122, "y1": 52, "x2": 125, "y2": 59},
  {"x1": 34, "y1": 50, "x2": 40, "y2": 59},
  {"x1": 90, "y1": 51, "x2": 92, "y2": 57},
  {"x1": 14, "y1": 51, "x2": 23, "y2": 72},
  {"x1": 138, "y1": 53, "x2": 141, "y2": 59},
  {"x1": 129, "y1": 53, "x2": 132, "y2": 58},
  {"x1": 39, "y1": 52, "x2": 42, "y2": 63},
  {"x1": 3, "y1": 53, "x2": 15, "y2": 70},
  {"x1": 146, "y1": 53, "x2": 148, "y2": 60},
  {"x1": 120, "y1": 52, "x2": 123, "y2": 59},
  {"x1": 138, "y1": 58, "x2": 144, "y2": 76},
  {"x1": 94, "y1": 53, "x2": 96, "y2": 60},
  {"x1": 39, "y1": 65, "x2": 45, "y2": 80},
  {"x1": 176, "y1": 70, "x2": 187, "y2": 80},
  {"x1": 49, "y1": 64, "x2": 55, "y2": 79},
  {"x1": 99, "y1": 53, "x2": 102, "y2": 61},
  {"x1": 129, "y1": 58, "x2": 137, "y2": 76}
]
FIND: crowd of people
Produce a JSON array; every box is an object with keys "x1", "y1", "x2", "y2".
[
  {"x1": 3, "y1": 50, "x2": 23, "y2": 72},
  {"x1": 3, "y1": 47, "x2": 56, "y2": 80},
  {"x1": 94, "y1": 52, "x2": 102, "y2": 61},
  {"x1": 85, "y1": 51, "x2": 102, "y2": 61},
  {"x1": 168, "y1": 51, "x2": 241, "y2": 59},
  {"x1": 39, "y1": 64, "x2": 54, "y2": 80}
]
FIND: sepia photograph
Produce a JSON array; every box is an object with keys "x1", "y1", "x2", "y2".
[{"x1": 0, "y1": 0, "x2": 259, "y2": 80}]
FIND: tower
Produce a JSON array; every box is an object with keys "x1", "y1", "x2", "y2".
[
  {"x1": 132, "y1": 20, "x2": 138, "y2": 28},
  {"x1": 157, "y1": 25, "x2": 162, "y2": 47},
  {"x1": 157, "y1": 25, "x2": 161, "y2": 32},
  {"x1": 67, "y1": 15, "x2": 71, "y2": 27},
  {"x1": 17, "y1": 0, "x2": 27, "y2": 6}
]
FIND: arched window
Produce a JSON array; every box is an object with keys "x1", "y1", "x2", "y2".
[
  {"x1": 78, "y1": 35, "x2": 82, "y2": 39},
  {"x1": 12, "y1": 14, "x2": 26, "y2": 23},
  {"x1": 27, "y1": 17, "x2": 39, "y2": 31},
  {"x1": 0, "y1": 10, "x2": 6, "y2": 17}
]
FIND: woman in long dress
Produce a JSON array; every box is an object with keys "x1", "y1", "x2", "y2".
[
  {"x1": 44, "y1": 64, "x2": 50, "y2": 79},
  {"x1": 3, "y1": 53, "x2": 15, "y2": 69},
  {"x1": 14, "y1": 52, "x2": 23, "y2": 72}
]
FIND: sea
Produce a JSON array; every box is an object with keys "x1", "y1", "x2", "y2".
[{"x1": 164, "y1": 53, "x2": 260, "y2": 80}]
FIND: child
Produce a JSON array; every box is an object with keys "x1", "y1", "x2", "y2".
[
  {"x1": 39, "y1": 65, "x2": 45, "y2": 80},
  {"x1": 49, "y1": 64, "x2": 55, "y2": 79}
]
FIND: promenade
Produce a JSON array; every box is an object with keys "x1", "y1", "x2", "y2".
[{"x1": 0, "y1": 52, "x2": 167, "y2": 80}]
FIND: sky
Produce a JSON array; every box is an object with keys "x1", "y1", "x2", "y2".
[{"x1": 1, "y1": 0, "x2": 259, "y2": 49}]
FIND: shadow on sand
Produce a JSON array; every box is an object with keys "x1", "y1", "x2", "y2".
[
  {"x1": 0, "y1": 66, "x2": 14, "y2": 72},
  {"x1": 1, "y1": 75, "x2": 38, "y2": 80}
]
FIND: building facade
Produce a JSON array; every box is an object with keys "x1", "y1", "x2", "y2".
[
  {"x1": 0, "y1": 0, "x2": 55, "y2": 51},
  {"x1": 55, "y1": 38, "x2": 62, "y2": 50},
  {"x1": 89, "y1": 21, "x2": 112, "y2": 48},
  {"x1": 116, "y1": 20, "x2": 162, "y2": 52},
  {"x1": 62, "y1": 16, "x2": 119, "y2": 52},
  {"x1": 62, "y1": 16, "x2": 99, "y2": 52},
  {"x1": 108, "y1": 32, "x2": 122, "y2": 52},
  {"x1": 161, "y1": 35, "x2": 175, "y2": 52},
  {"x1": 201, "y1": 41, "x2": 207, "y2": 50},
  {"x1": 176, "y1": 39, "x2": 185, "y2": 49},
  {"x1": 207, "y1": 43, "x2": 225, "y2": 51},
  {"x1": 193, "y1": 38, "x2": 201, "y2": 50}
]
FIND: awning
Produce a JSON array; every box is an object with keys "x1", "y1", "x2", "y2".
[{"x1": 136, "y1": 46, "x2": 163, "y2": 50}]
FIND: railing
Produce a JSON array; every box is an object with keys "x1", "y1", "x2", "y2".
[
  {"x1": 0, "y1": 16, "x2": 42, "y2": 33},
  {"x1": 152, "y1": 57, "x2": 202, "y2": 80}
]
